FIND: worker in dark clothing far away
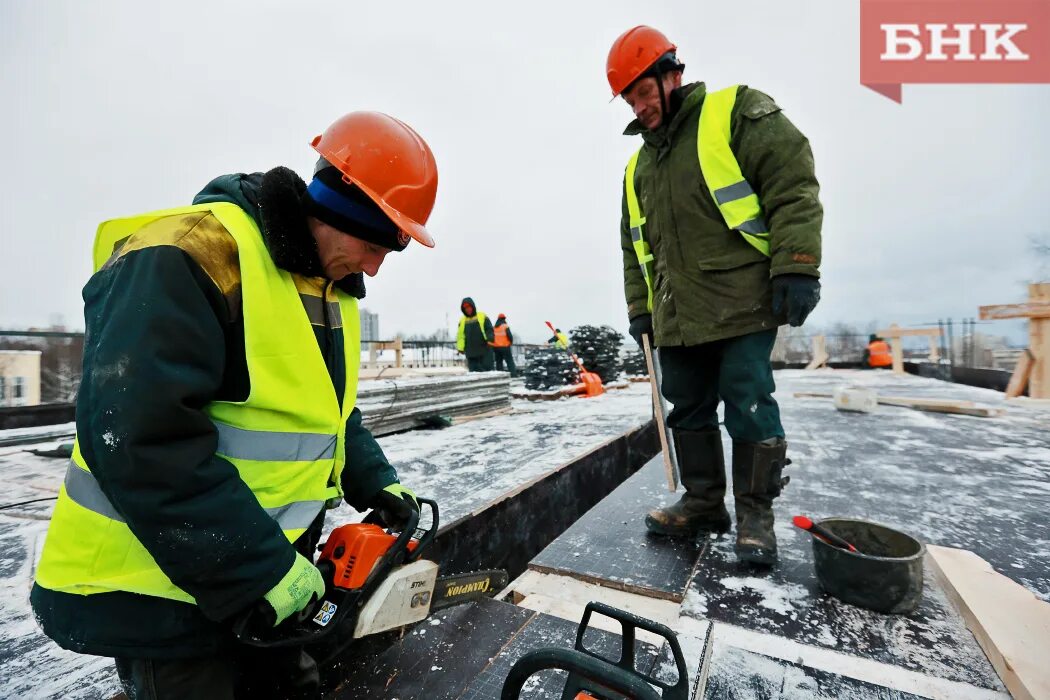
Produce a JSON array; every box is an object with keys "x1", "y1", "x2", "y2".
[
  {"x1": 490, "y1": 313, "x2": 517, "y2": 375},
  {"x1": 30, "y1": 111, "x2": 435, "y2": 699},
  {"x1": 609, "y1": 26, "x2": 823, "y2": 565},
  {"x1": 457, "y1": 297, "x2": 495, "y2": 371},
  {"x1": 548, "y1": 328, "x2": 569, "y2": 349},
  {"x1": 863, "y1": 334, "x2": 893, "y2": 369}
]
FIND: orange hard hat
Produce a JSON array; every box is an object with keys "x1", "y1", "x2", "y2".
[
  {"x1": 311, "y1": 112, "x2": 438, "y2": 248},
  {"x1": 606, "y1": 26, "x2": 677, "y2": 98}
]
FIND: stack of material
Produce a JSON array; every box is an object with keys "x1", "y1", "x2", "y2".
[
  {"x1": 357, "y1": 373, "x2": 512, "y2": 436},
  {"x1": 620, "y1": 346, "x2": 647, "y2": 378},
  {"x1": 568, "y1": 325, "x2": 624, "y2": 383},
  {"x1": 523, "y1": 347, "x2": 579, "y2": 390}
]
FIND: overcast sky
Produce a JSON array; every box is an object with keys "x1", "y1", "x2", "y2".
[{"x1": 2, "y1": 0, "x2": 1047, "y2": 344}]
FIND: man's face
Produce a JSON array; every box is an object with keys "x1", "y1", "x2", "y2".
[
  {"x1": 621, "y1": 71, "x2": 683, "y2": 130},
  {"x1": 307, "y1": 217, "x2": 393, "y2": 279}
]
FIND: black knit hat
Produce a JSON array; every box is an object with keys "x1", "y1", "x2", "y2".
[{"x1": 302, "y1": 167, "x2": 409, "y2": 252}]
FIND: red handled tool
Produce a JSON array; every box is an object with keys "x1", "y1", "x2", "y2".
[
  {"x1": 544, "y1": 321, "x2": 604, "y2": 398},
  {"x1": 793, "y1": 515, "x2": 860, "y2": 553}
]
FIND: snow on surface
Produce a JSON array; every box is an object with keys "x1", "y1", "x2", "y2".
[{"x1": 0, "y1": 383, "x2": 651, "y2": 699}]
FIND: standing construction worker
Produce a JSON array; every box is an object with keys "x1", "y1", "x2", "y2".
[
  {"x1": 864, "y1": 334, "x2": 893, "y2": 369},
  {"x1": 609, "y1": 26, "x2": 822, "y2": 565},
  {"x1": 457, "y1": 297, "x2": 495, "y2": 371},
  {"x1": 548, "y1": 328, "x2": 569, "y2": 349},
  {"x1": 30, "y1": 111, "x2": 436, "y2": 698},
  {"x1": 491, "y1": 313, "x2": 517, "y2": 375}
]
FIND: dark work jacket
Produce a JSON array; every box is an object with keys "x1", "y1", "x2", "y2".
[{"x1": 31, "y1": 168, "x2": 399, "y2": 659}]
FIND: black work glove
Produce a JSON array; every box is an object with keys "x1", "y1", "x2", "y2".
[
  {"x1": 628, "y1": 314, "x2": 654, "y2": 348},
  {"x1": 772, "y1": 274, "x2": 821, "y2": 327},
  {"x1": 366, "y1": 483, "x2": 419, "y2": 529}
]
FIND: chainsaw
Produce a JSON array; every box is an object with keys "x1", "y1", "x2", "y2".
[{"x1": 232, "y1": 497, "x2": 507, "y2": 658}]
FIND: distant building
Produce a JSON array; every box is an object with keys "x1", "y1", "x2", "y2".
[
  {"x1": 359, "y1": 308, "x2": 380, "y2": 342},
  {"x1": 0, "y1": 350, "x2": 42, "y2": 407}
]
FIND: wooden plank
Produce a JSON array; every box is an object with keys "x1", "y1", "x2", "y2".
[
  {"x1": 891, "y1": 337, "x2": 905, "y2": 374},
  {"x1": 978, "y1": 302, "x2": 1050, "y2": 321},
  {"x1": 927, "y1": 545, "x2": 1050, "y2": 700},
  {"x1": 642, "y1": 335, "x2": 678, "y2": 491},
  {"x1": 876, "y1": 326, "x2": 943, "y2": 337},
  {"x1": 1005, "y1": 349, "x2": 1034, "y2": 399},
  {"x1": 792, "y1": 392, "x2": 1004, "y2": 418},
  {"x1": 507, "y1": 569, "x2": 680, "y2": 634},
  {"x1": 805, "y1": 335, "x2": 829, "y2": 370}
]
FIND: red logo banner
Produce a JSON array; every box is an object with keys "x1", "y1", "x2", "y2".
[{"x1": 860, "y1": 0, "x2": 1050, "y2": 102}]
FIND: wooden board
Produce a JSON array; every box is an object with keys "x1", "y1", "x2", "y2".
[
  {"x1": 927, "y1": 545, "x2": 1050, "y2": 700},
  {"x1": 506, "y1": 569, "x2": 680, "y2": 646},
  {"x1": 1005, "y1": 350, "x2": 1034, "y2": 398},
  {"x1": 528, "y1": 458, "x2": 705, "y2": 601},
  {"x1": 642, "y1": 335, "x2": 678, "y2": 491},
  {"x1": 792, "y1": 392, "x2": 1003, "y2": 418},
  {"x1": 978, "y1": 302, "x2": 1050, "y2": 320}
]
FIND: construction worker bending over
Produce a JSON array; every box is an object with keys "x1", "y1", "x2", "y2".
[
  {"x1": 30, "y1": 112, "x2": 436, "y2": 699},
  {"x1": 491, "y1": 313, "x2": 517, "y2": 375},
  {"x1": 864, "y1": 334, "x2": 893, "y2": 369},
  {"x1": 457, "y1": 297, "x2": 495, "y2": 371},
  {"x1": 609, "y1": 27, "x2": 823, "y2": 565}
]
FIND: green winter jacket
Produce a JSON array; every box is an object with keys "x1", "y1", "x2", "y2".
[
  {"x1": 620, "y1": 82, "x2": 822, "y2": 346},
  {"x1": 30, "y1": 168, "x2": 400, "y2": 658}
]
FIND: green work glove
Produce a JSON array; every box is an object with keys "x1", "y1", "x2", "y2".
[
  {"x1": 262, "y1": 552, "x2": 326, "y2": 627},
  {"x1": 367, "y1": 483, "x2": 419, "y2": 529}
]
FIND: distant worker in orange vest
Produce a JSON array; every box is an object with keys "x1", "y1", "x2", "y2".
[
  {"x1": 865, "y1": 334, "x2": 892, "y2": 369},
  {"x1": 490, "y1": 313, "x2": 517, "y2": 376}
]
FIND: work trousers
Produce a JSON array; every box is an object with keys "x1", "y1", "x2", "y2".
[
  {"x1": 493, "y1": 347, "x2": 516, "y2": 375},
  {"x1": 466, "y1": 349, "x2": 495, "y2": 372},
  {"x1": 115, "y1": 647, "x2": 319, "y2": 700},
  {"x1": 658, "y1": 329, "x2": 784, "y2": 444}
]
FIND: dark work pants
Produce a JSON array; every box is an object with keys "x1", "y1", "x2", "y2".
[
  {"x1": 658, "y1": 329, "x2": 784, "y2": 443},
  {"x1": 466, "y1": 349, "x2": 495, "y2": 372},
  {"x1": 115, "y1": 647, "x2": 319, "y2": 700},
  {"x1": 493, "y1": 347, "x2": 516, "y2": 374}
]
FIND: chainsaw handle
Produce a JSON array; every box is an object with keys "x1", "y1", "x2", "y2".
[
  {"x1": 500, "y1": 648, "x2": 660, "y2": 700},
  {"x1": 407, "y1": 497, "x2": 438, "y2": 562}
]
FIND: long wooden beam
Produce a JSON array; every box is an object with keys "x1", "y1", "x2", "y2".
[
  {"x1": 979, "y1": 303, "x2": 1050, "y2": 321},
  {"x1": 876, "y1": 327, "x2": 942, "y2": 337}
]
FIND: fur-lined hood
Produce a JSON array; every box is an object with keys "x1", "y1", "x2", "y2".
[{"x1": 194, "y1": 168, "x2": 366, "y2": 298}]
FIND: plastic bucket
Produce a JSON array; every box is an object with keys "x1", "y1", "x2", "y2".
[{"x1": 811, "y1": 518, "x2": 925, "y2": 614}]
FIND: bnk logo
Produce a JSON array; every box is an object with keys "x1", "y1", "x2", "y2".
[{"x1": 860, "y1": 0, "x2": 1050, "y2": 102}]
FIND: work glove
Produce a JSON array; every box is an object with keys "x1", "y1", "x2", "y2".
[
  {"x1": 262, "y1": 552, "x2": 326, "y2": 627},
  {"x1": 771, "y1": 274, "x2": 821, "y2": 327},
  {"x1": 367, "y1": 483, "x2": 419, "y2": 529},
  {"x1": 628, "y1": 314, "x2": 654, "y2": 348}
]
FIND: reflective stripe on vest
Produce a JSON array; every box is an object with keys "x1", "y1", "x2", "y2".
[
  {"x1": 36, "y1": 202, "x2": 360, "y2": 602},
  {"x1": 624, "y1": 151, "x2": 654, "y2": 314},
  {"x1": 63, "y1": 462, "x2": 325, "y2": 531},
  {"x1": 623, "y1": 85, "x2": 771, "y2": 313}
]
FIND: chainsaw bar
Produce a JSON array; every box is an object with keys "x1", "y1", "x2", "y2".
[{"x1": 430, "y1": 569, "x2": 509, "y2": 611}]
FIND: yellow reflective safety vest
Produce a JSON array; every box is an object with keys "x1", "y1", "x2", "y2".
[
  {"x1": 456, "y1": 312, "x2": 490, "y2": 351},
  {"x1": 624, "y1": 85, "x2": 771, "y2": 313},
  {"x1": 36, "y1": 202, "x2": 360, "y2": 604}
]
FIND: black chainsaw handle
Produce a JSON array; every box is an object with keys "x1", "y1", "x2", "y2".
[
  {"x1": 574, "y1": 602, "x2": 689, "y2": 700},
  {"x1": 500, "y1": 648, "x2": 660, "y2": 700}
]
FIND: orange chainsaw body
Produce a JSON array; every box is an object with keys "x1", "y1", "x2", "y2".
[{"x1": 318, "y1": 523, "x2": 419, "y2": 591}]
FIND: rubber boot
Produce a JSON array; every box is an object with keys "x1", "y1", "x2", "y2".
[
  {"x1": 732, "y1": 439, "x2": 790, "y2": 565},
  {"x1": 645, "y1": 428, "x2": 731, "y2": 537}
]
